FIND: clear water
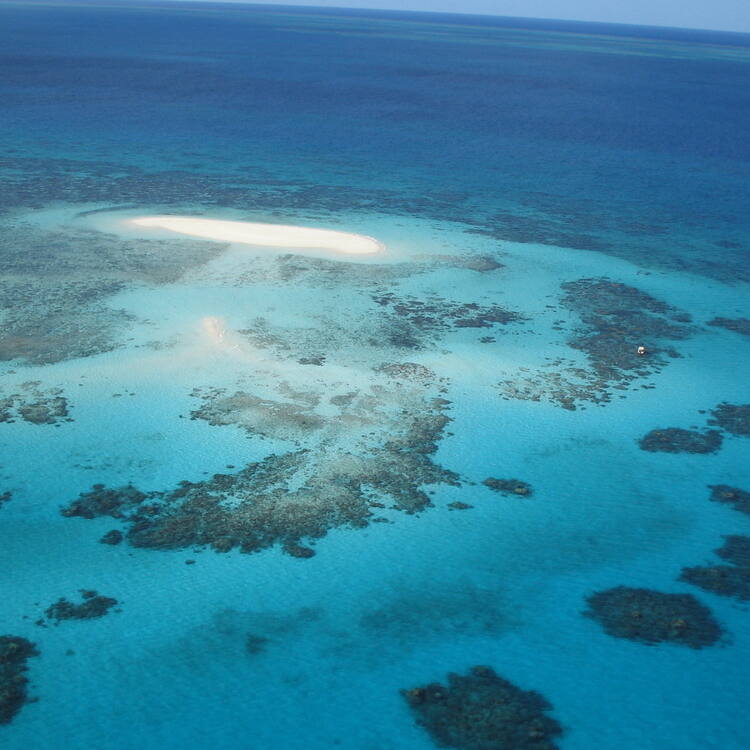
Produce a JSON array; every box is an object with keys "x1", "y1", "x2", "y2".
[{"x1": 1, "y1": 3, "x2": 749, "y2": 749}]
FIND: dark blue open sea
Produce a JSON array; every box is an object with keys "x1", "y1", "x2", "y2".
[{"x1": 1, "y1": 2, "x2": 749, "y2": 748}]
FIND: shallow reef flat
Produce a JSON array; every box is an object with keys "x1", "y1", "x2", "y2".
[{"x1": 0, "y1": 198, "x2": 749, "y2": 750}]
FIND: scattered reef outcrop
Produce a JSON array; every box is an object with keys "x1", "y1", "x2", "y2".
[
  {"x1": 482, "y1": 477, "x2": 533, "y2": 497},
  {"x1": 0, "y1": 491, "x2": 10, "y2": 508},
  {"x1": 497, "y1": 278, "x2": 693, "y2": 410},
  {"x1": 0, "y1": 636, "x2": 38, "y2": 725},
  {"x1": 679, "y1": 536, "x2": 750, "y2": 601},
  {"x1": 0, "y1": 382, "x2": 71, "y2": 425},
  {"x1": 62, "y1": 384, "x2": 461, "y2": 557},
  {"x1": 708, "y1": 402, "x2": 750, "y2": 437},
  {"x1": 583, "y1": 586, "x2": 722, "y2": 648},
  {"x1": 708, "y1": 484, "x2": 750, "y2": 516},
  {"x1": 707, "y1": 317, "x2": 750, "y2": 337},
  {"x1": 638, "y1": 428, "x2": 723, "y2": 454},
  {"x1": 402, "y1": 665, "x2": 563, "y2": 750},
  {"x1": 44, "y1": 590, "x2": 118, "y2": 623}
]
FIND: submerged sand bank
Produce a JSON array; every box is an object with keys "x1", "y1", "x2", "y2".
[{"x1": 130, "y1": 216, "x2": 384, "y2": 255}]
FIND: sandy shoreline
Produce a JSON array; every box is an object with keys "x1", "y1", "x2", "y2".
[{"x1": 130, "y1": 215, "x2": 384, "y2": 255}]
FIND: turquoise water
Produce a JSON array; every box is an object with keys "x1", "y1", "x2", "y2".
[{"x1": 1, "y1": 3, "x2": 749, "y2": 749}]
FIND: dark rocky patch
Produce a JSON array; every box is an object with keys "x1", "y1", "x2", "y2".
[
  {"x1": 583, "y1": 586, "x2": 722, "y2": 648},
  {"x1": 716, "y1": 535, "x2": 750, "y2": 567},
  {"x1": 0, "y1": 636, "x2": 39, "y2": 725},
  {"x1": 0, "y1": 491, "x2": 10, "y2": 508},
  {"x1": 283, "y1": 543, "x2": 316, "y2": 558},
  {"x1": 245, "y1": 634, "x2": 270, "y2": 655},
  {"x1": 638, "y1": 428, "x2": 723, "y2": 454},
  {"x1": 61, "y1": 484, "x2": 148, "y2": 519},
  {"x1": 297, "y1": 355, "x2": 325, "y2": 365},
  {"x1": 709, "y1": 403, "x2": 750, "y2": 437},
  {"x1": 707, "y1": 317, "x2": 750, "y2": 337},
  {"x1": 483, "y1": 477, "x2": 533, "y2": 497},
  {"x1": 448, "y1": 501, "x2": 473, "y2": 510},
  {"x1": 679, "y1": 536, "x2": 750, "y2": 601},
  {"x1": 99, "y1": 529, "x2": 124, "y2": 545},
  {"x1": 402, "y1": 665, "x2": 562, "y2": 750},
  {"x1": 44, "y1": 590, "x2": 118, "y2": 623},
  {"x1": 708, "y1": 484, "x2": 750, "y2": 515}
]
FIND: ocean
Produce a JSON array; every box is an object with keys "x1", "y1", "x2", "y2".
[{"x1": 1, "y1": 2, "x2": 749, "y2": 748}]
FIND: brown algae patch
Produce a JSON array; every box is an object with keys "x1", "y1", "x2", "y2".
[
  {"x1": 583, "y1": 586, "x2": 723, "y2": 648},
  {"x1": 679, "y1": 536, "x2": 750, "y2": 601},
  {"x1": 402, "y1": 666, "x2": 563, "y2": 750},
  {"x1": 0, "y1": 636, "x2": 39, "y2": 725}
]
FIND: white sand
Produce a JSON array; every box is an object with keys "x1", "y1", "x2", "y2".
[{"x1": 130, "y1": 215, "x2": 384, "y2": 254}]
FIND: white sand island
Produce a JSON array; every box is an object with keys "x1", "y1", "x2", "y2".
[{"x1": 130, "y1": 215, "x2": 384, "y2": 255}]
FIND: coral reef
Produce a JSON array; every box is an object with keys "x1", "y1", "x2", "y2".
[
  {"x1": 63, "y1": 385, "x2": 461, "y2": 556},
  {"x1": 0, "y1": 382, "x2": 71, "y2": 425},
  {"x1": 44, "y1": 590, "x2": 118, "y2": 623},
  {"x1": 401, "y1": 665, "x2": 562, "y2": 750},
  {"x1": 0, "y1": 636, "x2": 39, "y2": 725},
  {"x1": 709, "y1": 403, "x2": 750, "y2": 437},
  {"x1": 708, "y1": 484, "x2": 750, "y2": 515},
  {"x1": 62, "y1": 484, "x2": 147, "y2": 519},
  {"x1": 583, "y1": 586, "x2": 722, "y2": 648},
  {"x1": 372, "y1": 292, "x2": 526, "y2": 349},
  {"x1": 99, "y1": 529, "x2": 124, "y2": 545},
  {"x1": 482, "y1": 478, "x2": 533, "y2": 496},
  {"x1": 679, "y1": 536, "x2": 750, "y2": 601},
  {"x1": 498, "y1": 278, "x2": 693, "y2": 410},
  {"x1": 707, "y1": 317, "x2": 750, "y2": 337},
  {"x1": 638, "y1": 428, "x2": 723, "y2": 454}
]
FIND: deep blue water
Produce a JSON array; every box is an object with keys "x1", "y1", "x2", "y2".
[{"x1": 1, "y1": 3, "x2": 749, "y2": 749}]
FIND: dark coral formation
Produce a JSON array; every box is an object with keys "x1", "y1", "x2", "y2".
[
  {"x1": 99, "y1": 529, "x2": 123, "y2": 545},
  {"x1": 61, "y1": 484, "x2": 147, "y2": 519},
  {"x1": 583, "y1": 586, "x2": 722, "y2": 648},
  {"x1": 498, "y1": 278, "x2": 693, "y2": 410},
  {"x1": 638, "y1": 427, "x2": 723, "y2": 454},
  {"x1": 707, "y1": 317, "x2": 750, "y2": 337},
  {"x1": 679, "y1": 536, "x2": 750, "y2": 601},
  {"x1": 708, "y1": 484, "x2": 750, "y2": 516},
  {"x1": 482, "y1": 477, "x2": 533, "y2": 497},
  {"x1": 402, "y1": 665, "x2": 562, "y2": 750},
  {"x1": 0, "y1": 636, "x2": 38, "y2": 725},
  {"x1": 708, "y1": 403, "x2": 750, "y2": 437},
  {"x1": 0, "y1": 491, "x2": 10, "y2": 508},
  {"x1": 62, "y1": 396, "x2": 460, "y2": 556},
  {"x1": 372, "y1": 292, "x2": 525, "y2": 349},
  {"x1": 448, "y1": 501, "x2": 473, "y2": 510},
  {"x1": 0, "y1": 382, "x2": 71, "y2": 425},
  {"x1": 44, "y1": 590, "x2": 118, "y2": 623}
]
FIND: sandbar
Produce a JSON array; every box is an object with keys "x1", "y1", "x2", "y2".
[{"x1": 130, "y1": 215, "x2": 383, "y2": 254}]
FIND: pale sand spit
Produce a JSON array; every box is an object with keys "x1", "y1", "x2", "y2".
[{"x1": 130, "y1": 215, "x2": 384, "y2": 254}]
